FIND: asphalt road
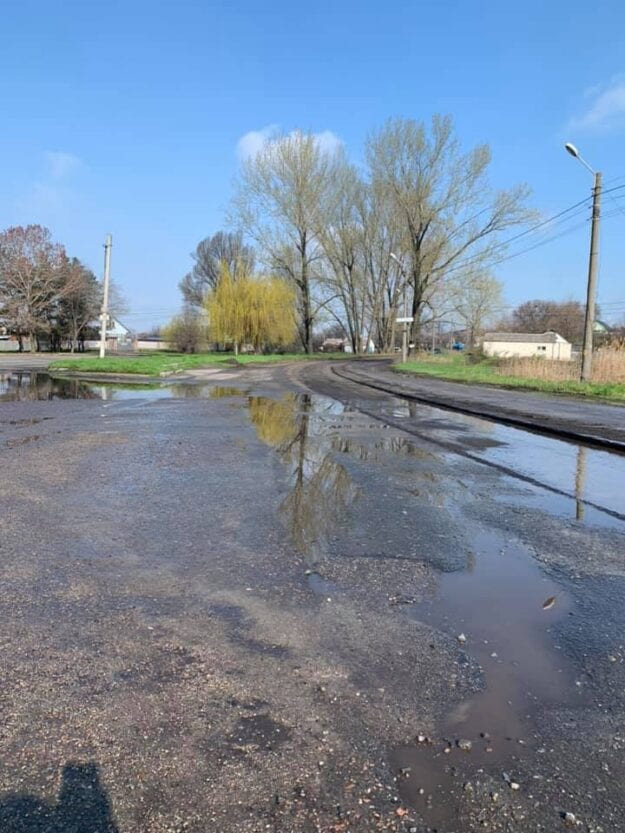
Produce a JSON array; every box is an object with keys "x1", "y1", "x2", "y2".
[
  {"x1": 335, "y1": 359, "x2": 625, "y2": 449},
  {"x1": 1, "y1": 361, "x2": 624, "y2": 832},
  {"x1": 0, "y1": 352, "x2": 65, "y2": 371}
]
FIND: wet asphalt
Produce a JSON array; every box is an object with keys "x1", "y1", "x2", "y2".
[{"x1": 0, "y1": 362, "x2": 624, "y2": 833}]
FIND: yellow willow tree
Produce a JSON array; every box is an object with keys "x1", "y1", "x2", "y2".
[{"x1": 206, "y1": 266, "x2": 297, "y2": 354}]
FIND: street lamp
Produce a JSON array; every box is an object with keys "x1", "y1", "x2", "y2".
[
  {"x1": 390, "y1": 252, "x2": 412, "y2": 363},
  {"x1": 564, "y1": 143, "x2": 601, "y2": 382}
]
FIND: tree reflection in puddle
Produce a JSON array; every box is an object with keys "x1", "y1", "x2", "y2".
[{"x1": 247, "y1": 394, "x2": 360, "y2": 566}]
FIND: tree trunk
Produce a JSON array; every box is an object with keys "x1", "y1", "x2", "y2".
[{"x1": 302, "y1": 289, "x2": 313, "y2": 355}]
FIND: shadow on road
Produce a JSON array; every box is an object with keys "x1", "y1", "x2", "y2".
[{"x1": 0, "y1": 762, "x2": 119, "y2": 833}]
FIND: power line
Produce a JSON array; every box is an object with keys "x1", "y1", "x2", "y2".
[
  {"x1": 441, "y1": 196, "x2": 593, "y2": 277},
  {"x1": 486, "y1": 219, "x2": 590, "y2": 268},
  {"x1": 443, "y1": 183, "x2": 625, "y2": 278}
]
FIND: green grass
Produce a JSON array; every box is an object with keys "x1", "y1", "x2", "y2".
[
  {"x1": 394, "y1": 353, "x2": 625, "y2": 401},
  {"x1": 48, "y1": 351, "x2": 350, "y2": 377}
]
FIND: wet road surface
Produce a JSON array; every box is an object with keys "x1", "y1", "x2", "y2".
[{"x1": 1, "y1": 363, "x2": 624, "y2": 832}]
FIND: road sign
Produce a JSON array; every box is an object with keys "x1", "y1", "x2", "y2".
[{"x1": 396, "y1": 316, "x2": 414, "y2": 324}]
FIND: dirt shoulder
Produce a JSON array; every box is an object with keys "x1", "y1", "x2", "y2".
[{"x1": 334, "y1": 360, "x2": 625, "y2": 450}]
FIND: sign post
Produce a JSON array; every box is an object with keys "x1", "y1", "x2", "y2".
[{"x1": 396, "y1": 316, "x2": 414, "y2": 364}]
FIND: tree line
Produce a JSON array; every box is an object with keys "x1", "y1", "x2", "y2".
[
  {"x1": 0, "y1": 224, "x2": 122, "y2": 352},
  {"x1": 180, "y1": 115, "x2": 534, "y2": 354}
]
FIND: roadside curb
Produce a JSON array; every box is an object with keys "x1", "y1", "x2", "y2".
[{"x1": 332, "y1": 364, "x2": 625, "y2": 454}]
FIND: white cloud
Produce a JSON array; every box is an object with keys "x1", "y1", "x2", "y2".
[
  {"x1": 44, "y1": 150, "x2": 83, "y2": 180},
  {"x1": 236, "y1": 125, "x2": 343, "y2": 160},
  {"x1": 17, "y1": 151, "x2": 84, "y2": 222},
  {"x1": 568, "y1": 76, "x2": 625, "y2": 133},
  {"x1": 313, "y1": 130, "x2": 343, "y2": 155},
  {"x1": 237, "y1": 125, "x2": 280, "y2": 160}
]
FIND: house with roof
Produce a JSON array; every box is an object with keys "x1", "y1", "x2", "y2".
[
  {"x1": 83, "y1": 317, "x2": 134, "y2": 351},
  {"x1": 482, "y1": 331, "x2": 572, "y2": 360}
]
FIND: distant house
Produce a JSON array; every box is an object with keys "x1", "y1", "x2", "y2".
[
  {"x1": 320, "y1": 338, "x2": 353, "y2": 353},
  {"x1": 84, "y1": 317, "x2": 134, "y2": 351},
  {"x1": 135, "y1": 336, "x2": 171, "y2": 351},
  {"x1": 482, "y1": 331, "x2": 572, "y2": 360}
]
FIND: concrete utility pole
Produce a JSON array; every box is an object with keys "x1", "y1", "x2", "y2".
[
  {"x1": 581, "y1": 171, "x2": 601, "y2": 382},
  {"x1": 565, "y1": 144, "x2": 601, "y2": 383},
  {"x1": 99, "y1": 234, "x2": 112, "y2": 359},
  {"x1": 390, "y1": 252, "x2": 412, "y2": 364}
]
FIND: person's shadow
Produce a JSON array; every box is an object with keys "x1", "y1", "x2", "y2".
[{"x1": 0, "y1": 762, "x2": 119, "y2": 832}]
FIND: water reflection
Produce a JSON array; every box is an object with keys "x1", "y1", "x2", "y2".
[
  {"x1": 247, "y1": 394, "x2": 359, "y2": 564},
  {"x1": 331, "y1": 435, "x2": 433, "y2": 463},
  {"x1": 0, "y1": 373, "x2": 246, "y2": 403},
  {"x1": 0, "y1": 372, "x2": 102, "y2": 402},
  {"x1": 575, "y1": 445, "x2": 587, "y2": 522},
  {"x1": 381, "y1": 394, "x2": 625, "y2": 523}
]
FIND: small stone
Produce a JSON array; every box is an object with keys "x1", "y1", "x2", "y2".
[
  {"x1": 463, "y1": 782, "x2": 474, "y2": 792},
  {"x1": 457, "y1": 739, "x2": 473, "y2": 751},
  {"x1": 491, "y1": 792, "x2": 499, "y2": 803},
  {"x1": 563, "y1": 812, "x2": 577, "y2": 826},
  {"x1": 510, "y1": 782, "x2": 520, "y2": 791},
  {"x1": 457, "y1": 633, "x2": 467, "y2": 644},
  {"x1": 417, "y1": 733, "x2": 427, "y2": 743},
  {"x1": 608, "y1": 655, "x2": 617, "y2": 663}
]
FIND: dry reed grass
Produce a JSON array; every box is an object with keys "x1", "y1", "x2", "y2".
[{"x1": 497, "y1": 346, "x2": 625, "y2": 384}]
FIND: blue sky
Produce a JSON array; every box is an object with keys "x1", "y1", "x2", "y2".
[{"x1": 2, "y1": 0, "x2": 625, "y2": 330}]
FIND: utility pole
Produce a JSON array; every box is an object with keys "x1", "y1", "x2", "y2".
[
  {"x1": 99, "y1": 234, "x2": 112, "y2": 359},
  {"x1": 390, "y1": 251, "x2": 412, "y2": 364},
  {"x1": 564, "y1": 143, "x2": 601, "y2": 383},
  {"x1": 581, "y1": 171, "x2": 601, "y2": 382},
  {"x1": 402, "y1": 281, "x2": 408, "y2": 364}
]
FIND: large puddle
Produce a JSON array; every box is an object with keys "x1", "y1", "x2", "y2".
[
  {"x1": 232, "y1": 391, "x2": 625, "y2": 830},
  {"x1": 0, "y1": 371, "x2": 238, "y2": 402}
]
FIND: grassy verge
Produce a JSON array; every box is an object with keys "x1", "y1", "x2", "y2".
[
  {"x1": 394, "y1": 354, "x2": 625, "y2": 401},
  {"x1": 48, "y1": 352, "x2": 349, "y2": 377}
]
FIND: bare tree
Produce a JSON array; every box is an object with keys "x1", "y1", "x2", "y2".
[
  {"x1": 164, "y1": 308, "x2": 208, "y2": 353},
  {"x1": 450, "y1": 270, "x2": 503, "y2": 346},
  {"x1": 509, "y1": 299, "x2": 587, "y2": 343},
  {"x1": 0, "y1": 225, "x2": 68, "y2": 351},
  {"x1": 180, "y1": 231, "x2": 255, "y2": 307},
  {"x1": 366, "y1": 116, "x2": 533, "y2": 352},
  {"x1": 56, "y1": 258, "x2": 101, "y2": 351},
  {"x1": 232, "y1": 131, "x2": 340, "y2": 353},
  {"x1": 318, "y1": 161, "x2": 369, "y2": 352}
]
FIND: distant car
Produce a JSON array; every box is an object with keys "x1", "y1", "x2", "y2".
[{"x1": 452, "y1": 342, "x2": 465, "y2": 351}]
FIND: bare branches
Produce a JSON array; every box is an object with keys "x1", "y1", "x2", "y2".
[
  {"x1": 180, "y1": 231, "x2": 255, "y2": 307},
  {"x1": 366, "y1": 116, "x2": 532, "y2": 350},
  {"x1": 0, "y1": 225, "x2": 69, "y2": 349},
  {"x1": 232, "y1": 131, "x2": 341, "y2": 353}
]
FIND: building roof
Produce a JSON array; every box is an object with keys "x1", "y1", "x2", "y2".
[{"x1": 483, "y1": 331, "x2": 568, "y2": 344}]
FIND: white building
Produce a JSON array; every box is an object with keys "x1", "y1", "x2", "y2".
[
  {"x1": 482, "y1": 331, "x2": 572, "y2": 360},
  {"x1": 84, "y1": 317, "x2": 134, "y2": 351}
]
